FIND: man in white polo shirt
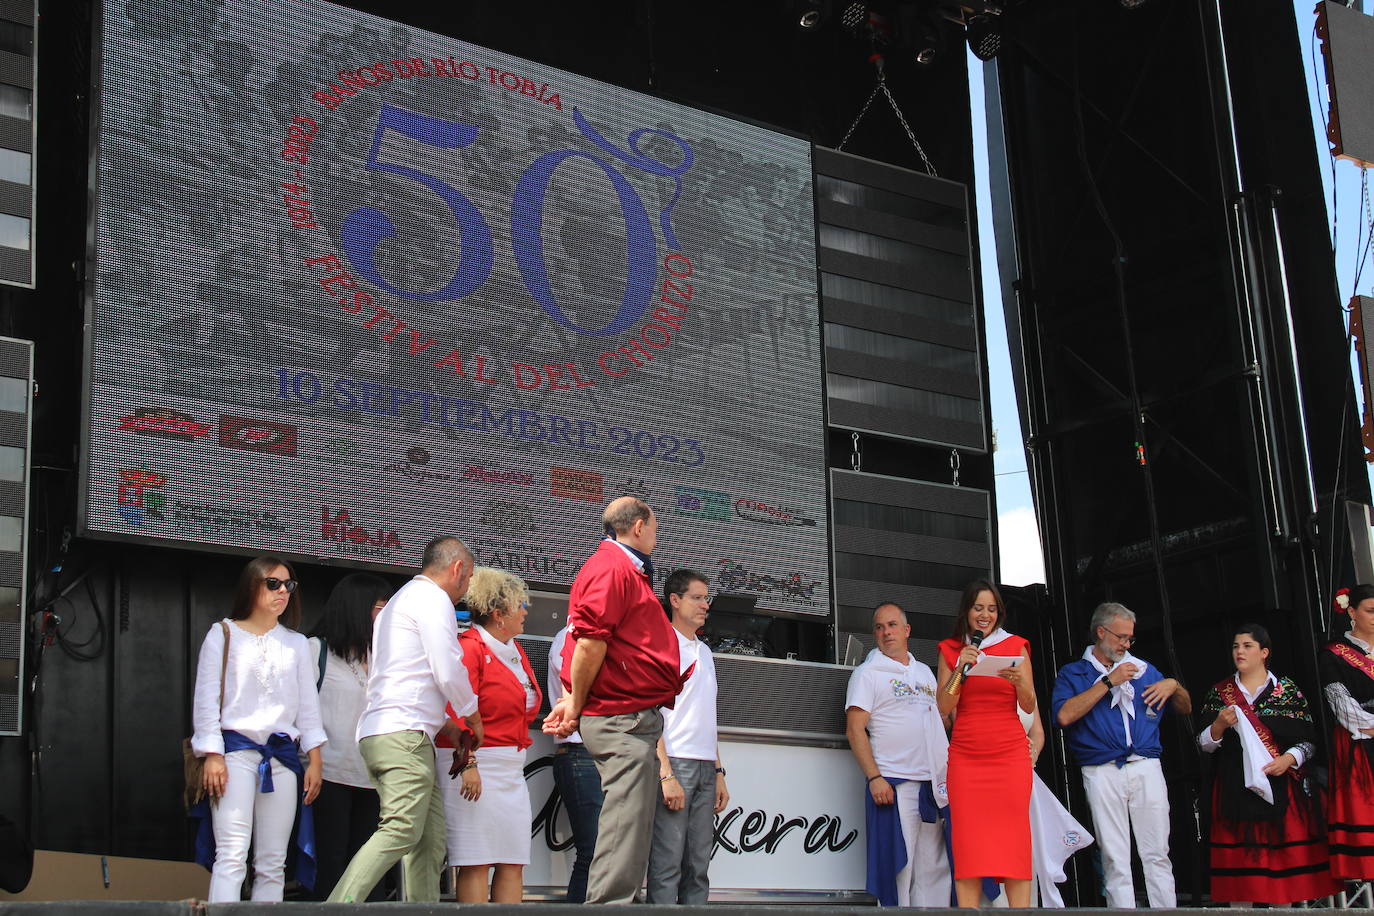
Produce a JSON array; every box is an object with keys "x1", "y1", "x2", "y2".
[
  {"x1": 647, "y1": 569, "x2": 729, "y2": 904},
  {"x1": 327, "y1": 536, "x2": 484, "y2": 903},
  {"x1": 846, "y1": 601, "x2": 951, "y2": 907}
]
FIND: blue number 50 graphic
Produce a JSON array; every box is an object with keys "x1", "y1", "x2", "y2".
[{"x1": 340, "y1": 103, "x2": 693, "y2": 338}]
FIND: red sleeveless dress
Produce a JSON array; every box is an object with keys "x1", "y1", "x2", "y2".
[{"x1": 938, "y1": 634, "x2": 1033, "y2": 881}]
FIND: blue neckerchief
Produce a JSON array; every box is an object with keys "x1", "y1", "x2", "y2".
[
  {"x1": 610, "y1": 537, "x2": 655, "y2": 583},
  {"x1": 188, "y1": 731, "x2": 316, "y2": 890}
]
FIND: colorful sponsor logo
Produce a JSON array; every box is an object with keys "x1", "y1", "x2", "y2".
[
  {"x1": 320, "y1": 506, "x2": 401, "y2": 551},
  {"x1": 383, "y1": 446, "x2": 452, "y2": 483},
  {"x1": 117, "y1": 407, "x2": 212, "y2": 442},
  {"x1": 551, "y1": 467, "x2": 603, "y2": 502},
  {"x1": 716, "y1": 558, "x2": 822, "y2": 601},
  {"x1": 734, "y1": 497, "x2": 817, "y2": 527},
  {"x1": 1062, "y1": 831, "x2": 1082, "y2": 848},
  {"x1": 116, "y1": 467, "x2": 167, "y2": 526},
  {"x1": 674, "y1": 486, "x2": 730, "y2": 521},
  {"x1": 219, "y1": 414, "x2": 298, "y2": 456},
  {"x1": 462, "y1": 465, "x2": 535, "y2": 486}
]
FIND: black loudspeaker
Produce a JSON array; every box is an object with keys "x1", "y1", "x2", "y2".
[
  {"x1": 1350, "y1": 295, "x2": 1374, "y2": 460},
  {"x1": 1318, "y1": 1, "x2": 1374, "y2": 168},
  {"x1": 0, "y1": 336, "x2": 31, "y2": 736}
]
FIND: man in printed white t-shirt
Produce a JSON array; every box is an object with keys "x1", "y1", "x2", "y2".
[
  {"x1": 647, "y1": 569, "x2": 729, "y2": 904},
  {"x1": 846, "y1": 601, "x2": 951, "y2": 907}
]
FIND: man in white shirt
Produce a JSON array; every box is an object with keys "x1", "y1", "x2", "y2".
[
  {"x1": 327, "y1": 536, "x2": 484, "y2": 903},
  {"x1": 647, "y1": 570, "x2": 728, "y2": 904},
  {"x1": 846, "y1": 602, "x2": 951, "y2": 907}
]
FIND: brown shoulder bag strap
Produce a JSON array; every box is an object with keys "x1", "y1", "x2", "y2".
[{"x1": 218, "y1": 620, "x2": 230, "y2": 713}]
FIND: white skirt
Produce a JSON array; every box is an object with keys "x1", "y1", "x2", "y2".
[{"x1": 436, "y1": 744, "x2": 531, "y2": 866}]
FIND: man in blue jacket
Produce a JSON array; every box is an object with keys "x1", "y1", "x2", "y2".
[{"x1": 1051, "y1": 602, "x2": 1191, "y2": 909}]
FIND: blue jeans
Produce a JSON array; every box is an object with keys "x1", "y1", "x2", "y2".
[{"x1": 552, "y1": 742, "x2": 604, "y2": 903}]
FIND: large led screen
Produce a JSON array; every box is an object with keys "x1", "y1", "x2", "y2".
[{"x1": 82, "y1": 0, "x2": 830, "y2": 614}]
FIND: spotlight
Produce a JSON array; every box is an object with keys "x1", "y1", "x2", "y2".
[
  {"x1": 915, "y1": 46, "x2": 936, "y2": 66},
  {"x1": 966, "y1": 13, "x2": 1002, "y2": 61},
  {"x1": 797, "y1": 0, "x2": 828, "y2": 29},
  {"x1": 1120, "y1": 0, "x2": 1149, "y2": 7},
  {"x1": 800, "y1": 9, "x2": 823, "y2": 28},
  {"x1": 841, "y1": 3, "x2": 867, "y2": 30}
]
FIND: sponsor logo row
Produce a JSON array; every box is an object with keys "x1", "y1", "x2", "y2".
[{"x1": 118, "y1": 406, "x2": 815, "y2": 526}]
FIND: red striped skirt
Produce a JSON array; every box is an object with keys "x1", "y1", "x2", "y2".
[
  {"x1": 1210, "y1": 777, "x2": 1339, "y2": 904},
  {"x1": 1329, "y1": 727, "x2": 1374, "y2": 880}
]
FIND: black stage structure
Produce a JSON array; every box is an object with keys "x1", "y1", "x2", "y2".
[
  {"x1": 0, "y1": 0, "x2": 1364, "y2": 906},
  {"x1": 988, "y1": 0, "x2": 1369, "y2": 906}
]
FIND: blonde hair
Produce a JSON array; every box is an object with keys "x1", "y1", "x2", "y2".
[{"x1": 465, "y1": 566, "x2": 530, "y2": 625}]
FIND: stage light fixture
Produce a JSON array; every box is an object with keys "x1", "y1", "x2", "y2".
[
  {"x1": 966, "y1": 13, "x2": 1002, "y2": 61},
  {"x1": 841, "y1": 3, "x2": 868, "y2": 30},
  {"x1": 800, "y1": 10, "x2": 823, "y2": 27},
  {"x1": 797, "y1": 0, "x2": 827, "y2": 29},
  {"x1": 1120, "y1": 0, "x2": 1149, "y2": 8}
]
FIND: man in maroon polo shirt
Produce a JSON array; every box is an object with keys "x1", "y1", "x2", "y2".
[{"x1": 544, "y1": 496, "x2": 688, "y2": 904}]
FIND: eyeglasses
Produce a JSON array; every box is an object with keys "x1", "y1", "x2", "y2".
[
  {"x1": 1101, "y1": 626, "x2": 1135, "y2": 645},
  {"x1": 678, "y1": 593, "x2": 712, "y2": 605},
  {"x1": 263, "y1": 577, "x2": 298, "y2": 593}
]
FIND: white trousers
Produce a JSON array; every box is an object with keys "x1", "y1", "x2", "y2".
[
  {"x1": 1080, "y1": 758, "x2": 1175, "y2": 909},
  {"x1": 891, "y1": 780, "x2": 951, "y2": 908},
  {"x1": 208, "y1": 749, "x2": 299, "y2": 902}
]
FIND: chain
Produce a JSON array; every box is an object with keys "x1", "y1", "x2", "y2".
[
  {"x1": 851, "y1": 432, "x2": 863, "y2": 473},
  {"x1": 837, "y1": 81, "x2": 882, "y2": 153},
  {"x1": 836, "y1": 71, "x2": 937, "y2": 178},
  {"x1": 949, "y1": 449, "x2": 961, "y2": 487},
  {"x1": 879, "y1": 79, "x2": 937, "y2": 177},
  {"x1": 1365, "y1": 170, "x2": 1373, "y2": 295}
]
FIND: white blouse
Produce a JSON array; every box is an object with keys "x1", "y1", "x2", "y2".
[
  {"x1": 308, "y1": 637, "x2": 371, "y2": 788},
  {"x1": 191, "y1": 619, "x2": 327, "y2": 757},
  {"x1": 476, "y1": 624, "x2": 537, "y2": 713}
]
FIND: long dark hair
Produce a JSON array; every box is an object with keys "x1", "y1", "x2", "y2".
[
  {"x1": 949, "y1": 578, "x2": 1007, "y2": 643},
  {"x1": 231, "y1": 556, "x2": 302, "y2": 631},
  {"x1": 310, "y1": 572, "x2": 393, "y2": 665}
]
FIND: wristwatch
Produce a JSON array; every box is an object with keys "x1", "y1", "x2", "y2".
[
  {"x1": 1100, "y1": 673, "x2": 1113, "y2": 689},
  {"x1": 715, "y1": 766, "x2": 727, "y2": 776}
]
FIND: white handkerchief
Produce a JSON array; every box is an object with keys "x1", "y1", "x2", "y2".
[{"x1": 1232, "y1": 705, "x2": 1275, "y2": 805}]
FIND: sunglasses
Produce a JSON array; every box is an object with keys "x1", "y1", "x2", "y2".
[{"x1": 263, "y1": 577, "x2": 298, "y2": 593}]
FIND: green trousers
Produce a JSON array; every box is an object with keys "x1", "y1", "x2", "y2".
[{"x1": 325, "y1": 730, "x2": 446, "y2": 903}]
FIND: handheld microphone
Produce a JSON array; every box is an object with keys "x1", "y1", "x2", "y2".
[{"x1": 944, "y1": 630, "x2": 985, "y2": 695}]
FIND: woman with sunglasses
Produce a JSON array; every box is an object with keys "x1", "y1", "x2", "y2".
[
  {"x1": 436, "y1": 567, "x2": 542, "y2": 903},
  {"x1": 190, "y1": 556, "x2": 326, "y2": 902},
  {"x1": 1197, "y1": 623, "x2": 1337, "y2": 904},
  {"x1": 306, "y1": 572, "x2": 394, "y2": 901}
]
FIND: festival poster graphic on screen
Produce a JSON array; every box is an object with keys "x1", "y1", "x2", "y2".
[{"x1": 85, "y1": 0, "x2": 830, "y2": 614}]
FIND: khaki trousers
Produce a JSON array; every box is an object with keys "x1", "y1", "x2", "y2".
[
  {"x1": 580, "y1": 708, "x2": 664, "y2": 905},
  {"x1": 326, "y1": 730, "x2": 446, "y2": 903}
]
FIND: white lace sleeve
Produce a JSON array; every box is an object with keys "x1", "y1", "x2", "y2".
[{"x1": 1324, "y1": 682, "x2": 1374, "y2": 739}]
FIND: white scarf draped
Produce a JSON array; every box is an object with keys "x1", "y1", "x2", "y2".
[{"x1": 1082, "y1": 646, "x2": 1145, "y2": 719}]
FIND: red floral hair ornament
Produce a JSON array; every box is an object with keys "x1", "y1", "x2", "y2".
[{"x1": 1335, "y1": 587, "x2": 1352, "y2": 615}]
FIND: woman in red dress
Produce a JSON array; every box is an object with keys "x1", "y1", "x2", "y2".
[
  {"x1": 937, "y1": 579, "x2": 1036, "y2": 908},
  {"x1": 1197, "y1": 624, "x2": 1337, "y2": 904},
  {"x1": 1321, "y1": 583, "x2": 1374, "y2": 880}
]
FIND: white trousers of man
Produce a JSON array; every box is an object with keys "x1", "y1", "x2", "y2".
[
  {"x1": 208, "y1": 750, "x2": 298, "y2": 902},
  {"x1": 1080, "y1": 757, "x2": 1175, "y2": 908},
  {"x1": 892, "y1": 780, "x2": 951, "y2": 908}
]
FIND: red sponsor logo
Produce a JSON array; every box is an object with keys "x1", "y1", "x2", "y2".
[
  {"x1": 551, "y1": 467, "x2": 603, "y2": 502},
  {"x1": 320, "y1": 507, "x2": 401, "y2": 549},
  {"x1": 118, "y1": 408, "x2": 212, "y2": 442},
  {"x1": 219, "y1": 415, "x2": 298, "y2": 456}
]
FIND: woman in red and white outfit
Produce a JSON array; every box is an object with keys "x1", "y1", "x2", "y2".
[
  {"x1": 1322, "y1": 584, "x2": 1374, "y2": 881},
  {"x1": 436, "y1": 566, "x2": 542, "y2": 903}
]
